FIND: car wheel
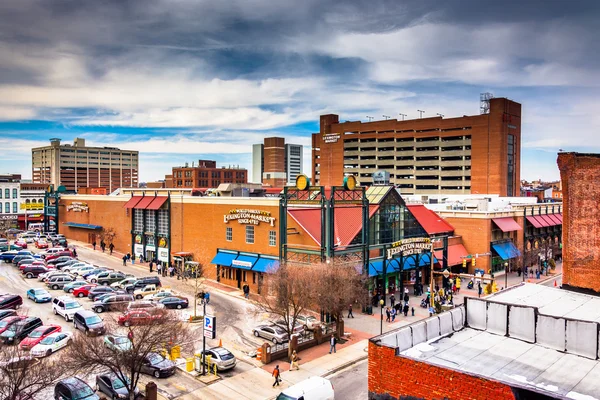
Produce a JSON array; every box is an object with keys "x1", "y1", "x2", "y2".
[
  {"x1": 272, "y1": 338, "x2": 279, "y2": 344},
  {"x1": 34, "y1": 298, "x2": 38, "y2": 303},
  {"x1": 69, "y1": 288, "x2": 74, "y2": 293},
  {"x1": 153, "y1": 369, "x2": 161, "y2": 378},
  {"x1": 176, "y1": 304, "x2": 182, "y2": 309},
  {"x1": 26, "y1": 273, "x2": 33, "y2": 279},
  {"x1": 253, "y1": 331, "x2": 259, "y2": 337},
  {"x1": 124, "y1": 320, "x2": 131, "y2": 327},
  {"x1": 53, "y1": 308, "x2": 57, "y2": 315},
  {"x1": 46, "y1": 349, "x2": 52, "y2": 357},
  {"x1": 95, "y1": 307, "x2": 103, "y2": 313},
  {"x1": 52, "y1": 285, "x2": 58, "y2": 290},
  {"x1": 77, "y1": 293, "x2": 84, "y2": 298},
  {"x1": 136, "y1": 295, "x2": 142, "y2": 300},
  {"x1": 91, "y1": 279, "x2": 97, "y2": 283}
]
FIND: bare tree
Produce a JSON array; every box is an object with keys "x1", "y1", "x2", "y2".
[
  {"x1": 65, "y1": 310, "x2": 193, "y2": 400},
  {"x1": 0, "y1": 344, "x2": 67, "y2": 400},
  {"x1": 98, "y1": 227, "x2": 116, "y2": 245}
]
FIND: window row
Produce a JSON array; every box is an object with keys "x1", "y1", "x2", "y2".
[
  {"x1": 226, "y1": 226, "x2": 276, "y2": 246},
  {"x1": 0, "y1": 189, "x2": 18, "y2": 199},
  {"x1": 0, "y1": 202, "x2": 18, "y2": 213},
  {"x1": 221, "y1": 267, "x2": 258, "y2": 284}
]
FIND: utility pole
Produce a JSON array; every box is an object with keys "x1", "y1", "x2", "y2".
[
  {"x1": 382, "y1": 115, "x2": 390, "y2": 120},
  {"x1": 366, "y1": 116, "x2": 374, "y2": 122},
  {"x1": 202, "y1": 299, "x2": 206, "y2": 376},
  {"x1": 398, "y1": 113, "x2": 406, "y2": 121},
  {"x1": 418, "y1": 110, "x2": 425, "y2": 119},
  {"x1": 436, "y1": 113, "x2": 444, "y2": 118}
]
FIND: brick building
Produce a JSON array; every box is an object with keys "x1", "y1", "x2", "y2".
[
  {"x1": 313, "y1": 97, "x2": 521, "y2": 196},
  {"x1": 169, "y1": 160, "x2": 247, "y2": 188},
  {"x1": 558, "y1": 152, "x2": 600, "y2": 293},
  {"x1": 252, "y1": 137, "x2": 303, "y2": 186}
]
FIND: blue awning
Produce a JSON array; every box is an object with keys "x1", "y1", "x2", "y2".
[
  {"x1": 492, "y1": 242, "x2": 521, "y2": 260},
  {"x1": 210, "y1": 251, "x2": 237, "y2": 267},
  {"x1": 369, "y1": 252, "x2": 438, "y2": 277},
  {"x1": 231, "y1": 255, "x2": 258, "y2": 270},
  {"x1": 253, "y1": 258, "x2": 279, "y2": 273},
  {"x1": 63, "y1": 222, "x2": 102, "y2": 230}
]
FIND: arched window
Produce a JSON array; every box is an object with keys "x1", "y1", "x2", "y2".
[
  {"x1": 12, "y1": 202, "x2": 17, "y2": 213},
  {"x1": 4, "y1": 203, "x2": 9, "y2": 213},
  {"x1": 25, "y1": 199, "x2": 30, "y2": 204},
  {"x1": 12, "y1": 189, "x2": 17, "y2": 199}
]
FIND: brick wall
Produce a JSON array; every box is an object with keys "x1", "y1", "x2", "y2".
[
  {"x1": 368, "y1": 342, "x2": 516, "y2": 400},
  {"x1": 443, "y1": 217, "x2": 491, "y2": 274},
  {"x1": 558, "y1": 153, "x2": 600, "y2": 292}
]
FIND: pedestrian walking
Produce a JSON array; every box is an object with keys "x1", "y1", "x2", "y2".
[
  {"x1": 157, "y1": 264, "x2": 162, "y2": 275},
  {"x1": 289, "y1": 350, "x2": 299, "y2": 371},
  {"x1": 478, "y1": 282, "x2": 483, "y2": 298},
  {"x1": 403, "y1": 293, "x2": 409, "y2": 306},
  {"x1": 92, "y1": 241, "x2": 96, "y2": 251},
  {"x1": 72, "y1": 248, "x2": 77, "y2": 258},
  {"x1": 149, "y1": 260, "x2": 154, "y2": 273},
  {"x1": 126, "y1": 253, "x2": 131, "y2": 262},
  {"x1": 272, "y1": 365, "x2": 281, "y2": 387},
  {"x1": 455, "y1": 277, "x2": 461, "y2": 294},
  {"x1": 403, "y1": 304, "x2": 409, "y2": 317},
  {"x1": 243, "y1": 284, "x2": 250, "y2": 299},
  {"x1": 204, "y1": 292, "x2": 210, "y2": 305},
  {"x1": 109, "y1": 243, "x2": 114, "y2": 255},
  {"x1": 391, "y1": 307, "x2": 396, "y2": 322},
  {"x1": 390, "y1": 294, "x2": 395, "y2": 308},
  {"x1": 122, "y1": 255, "x2": 127, "y2": 266},
  {"x1": 347, "y1": 304, "x2": 354, "y2": 318},
  {"x1": 385, "y1": 307, "x2": 391, "y2": 322},
  {"x1": 169, "y1": 266, "x2": 174, "y2": 277},
  {"x1": 100, "y1": 241, "x2": 106, "y2": 252},
  {"x1": 329, "y1": 335, "x2": 337, "y2": 354}
]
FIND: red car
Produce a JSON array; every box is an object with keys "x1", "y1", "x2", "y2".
[
  {"x1": 0, "y1": 316, "x2": 25, "y2": 335},
  {"x1": 118, "y1": 310, "x2": 160, "y2": 327},
  {"x1": 19, "y1": 325, "x2": 61, "y2": 351},
  {"x1": 34, "y1": 240, "x2": 49, "y2": 249},
  {"x1": 14, "y1": 240, "x2": 27, "y2": 249},
  {"x1": 72, "y1": 284, "x2": 97, "y2": 298},
  {"x1": 45, "y1": 250, "x2": 73, "y2": 262}
]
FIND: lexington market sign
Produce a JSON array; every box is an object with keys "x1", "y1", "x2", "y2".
[
  {"x1": 386, "y1": 237, "x2": 431, "y2": 260},
  {"x1": 224, "y1": 209, "x2": 276, "y2": 227},
  {"x1": 66, "y1": 202, "x2": 89, "y2": 212}
]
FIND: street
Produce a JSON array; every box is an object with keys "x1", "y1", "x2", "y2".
[{"x1": 329, "y1": 359, "x2": 368, "y2": 400}]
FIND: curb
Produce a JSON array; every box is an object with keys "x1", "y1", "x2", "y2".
[{"x1": 321, "y1": 354, "x2": 369, "y2": 378}]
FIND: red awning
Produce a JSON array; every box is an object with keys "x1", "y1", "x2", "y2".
[
  {"x1": 134, "y1": 196, "x2": 155, "y2": 210},
  {"x1": 535, "y1": 215, "x2": 550, "y2": 227},
  {"x1": 492, "y1": 217, "x2": 522, "y2": 232},
  {"x1": 287, "y1": 205, "x2": 379, "y2": 247},
  {"x1": 555, "y1": 214, "x2": 563, "y2": 223},
  {"x1": 123, "y1": 196, "x2": 143, "y2": 209},
  {"x1": 547, "y1": 214, "x2": 561, "y2": 225},
  {"x1": 146, "y1": 196, "x2": 168, "y2": 210},
  {"x1": 434, "y1": 244, "x2": 470, "y2": 267},
  {"x1": 526, "y1": 216, "x2": 543, "y2": 228},
  {"x1": 406, "y1": 205, "x2": 454, "y2": 235},
  {"x1": 539, "y1": 215, "x2": 556, "y2": 226}
]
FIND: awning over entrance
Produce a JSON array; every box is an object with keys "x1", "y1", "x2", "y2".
[
  {"x1": 123, "y1": 196, "x2": 143, "y2": 209},
  {"x1": 135, "y1": 196, "x2": 155, "y2": 210},
  {"x1": 210, "y1": 251, "x2": 237, "y2": 267},
  {"x1": 63, "y1": 222, "x2": 102, "y2": 230},
  {"x1": 492, "y1": 217, "x2": 522, "y2": 232},
  {"x1": 146, "y1": 196, "x2": 168, "y2": 210},
  {"x1": 253, "y1": 258, "x2": 279, "y2": 273},
  {"x1": 555, "y1": 213, "x2": 563, "y2": 223},
  {"x1": 231, "y1": 255, "x2": 258, "y2": 269},
  {"x1": 434, "y1": 244, "x2": 470, "y2": 266},
  {"x1": 540, "y1": 215, "x2": 558, "y2": 226},
  {"x1": 547, "y1": 214, "x2": 561, "y2": 225},
  {"x1": 526, "y1": 216, "x2": 544, "y2": 228},
  {"x1": 492, "y1": 242, "x2": 521, "y2": 260},
  {"x1": 406, "y1": 205, "x2": 454, "y2": 235},
  {"x1": 368, "y1": 253, "x2": 438, "y2": 277}
]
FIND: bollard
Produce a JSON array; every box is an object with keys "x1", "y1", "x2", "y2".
[
  {"x1": 186, "y1": 357, "x2": 194, "y2": 372},
  {"x1": 256, "y1": 347, "x2": 262, "y2": 362},
  {"x1": 194, "y1": 353, "x2": 202, "y2": 372},
  {"x1": 171, "y1": 345, "x2": 181, "y2": 360},
  {"x1": 145, "y1": 382, "x2": 157, "y2": 400},
  {"x1": 213, "y1": 363, "x2": 218, "y2": 376}
]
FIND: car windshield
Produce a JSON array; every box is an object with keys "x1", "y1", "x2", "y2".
[
  {"x1": 29, "y1": 329, "x2": 45, "y2": 338},
  {"x1": 112, "y1": 376, "x2": 130, "y2": 389},
  {"x1": 65, "y1": 301, "x2": 80, "y2": 310},
  {"x1": 39, "y1": 336, "x2": 55, "y2": 345},
  {"x1": 34, "y1": 290, "x2": 47, "y2": 295},
  {"x1": 147, "y1": 353, "x2": 163, "y2": 364},
  {"x1": 71, "y1": 384, "x2": 94, "y2": 399},
  {"x1": 85, "y1": 316, "x2": 102, "y2": 325},
  {"x1": 0, "y1": 320, "x2": 11, "y2": 328},
  {"x1": 275, "y1": 394, "x2": 297, "y2": 400},
  {"x1": 214, "y1": 349, "x2": 235, "y2": 360},
  {"x1": 114, "y1": 336, "x2": 129, "y2": 345}
]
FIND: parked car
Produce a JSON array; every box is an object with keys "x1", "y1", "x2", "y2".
[
  {"x1": 143, "y1": 290, "x2": 175, "y2": 301},
  {"x1": 12, "y1": 255, "x2": 34, "y2": 265},
  {"x1": 253, "y1": 324, "x2": 289, "y2": 344},
  {"x1": 0, "y1": 309, "x2": 17, "y2": 321},
  {"x1": 46, "y1": 275, "x2": 74, "y2": 290},
  {"x1": 55, "y1": 259, "x2": 79, "y2": 270},
  {"x1": 124, "y1": 276, "x2": 162, "y2": 292},
  {"x1": 39, "y1": 271, "x2": 73, "y2": 283},
  {"x1": 118, "y1": 309, "x2": 161, "y2": 326},
  {"x1": 200, "y1": 347, "x2": 237, "y2": 371},
  {"x1": 30, "y1": 331, "x2": 72, "y2": 357},
  {"x1": 34, "y1": 240, "x2": 49, "y2": 249},
  {"x1": 127, "y1": 300, "x2": 164, "y2": 311},
  {"x1": 73, "y1": 310, "x2": 106, "y2": 336},
  {"x1": 0, "y1": 316, "x2": 43, "y2": 344},
  {"x1": 46, "y1": 255, "x2": 73, "y2": 266},
  {"x1": 0, "y1": 316, "x2": 25, "y2": 335},
  {"x1": 140, "y1": 352, "x2": 176, "y2": 378},
  {"x1": 157, "y1": 296, "x2": 189, "y2": 309},
  {"x1": 88, "y1": 286, "x2": 116, "y2": 300},
  {"x1": 45, "y1": 250, "x2": 73, "y2": 262},
  {"x1": 17, "y1": 258, "x2": 37, "y2": 269},
  {"x1": 276, "y1": 376, "x2": 335, "y2": 400},
  {"x1": 111, "y1": 277, "x2": 138, "y2": 290},
  {"x1": 63, "y1": 280, "x2": 89, "y2": 293},
  {"x1": 103, "y1": 334, "x2": 132, "y2": 352},
  {"x1": 92, "y1": 294, "x2": 134, "y2": 313},
  {"x1": 0, "y1": 244, "x2": 21, "y2": 253},
  {"x1": 19, "y1": 325, "x2": 62, "y2": 351},
  {"x1": 72, "y1": 284, "x2": 97, "y2": 298},
  {"x1": 23, "y1": 266, "x2": 49, "y2": 279},
  {"x1": 42, "y1": 247, "x2": 66, "y2": 257},
  {"x1": 14, "y1": 239, "x2": 27, "y2": 249},
  {"x1": 52, "y1": 238, "x2": 68, "y2": 248},
  {"x1": 0, "y1": 294, "x2": 23, "y2": 310},
  {"x1": 62, "y1": 262, "x2": 90, "y2": 273},
  {"x1": 87, "y1": 271, "x2": 111, "y2": 284},
  {"x1": 52, "y1": 296, "x2": 84, "y2": 322},
  {"x1": 54, "y1": 377, "x2": 100, "y2": 400},
  {"x1": 274, "y1": 319, "x2": 305, "y2": 335},
  {"x1": 0, "y1": 250, "x2": 19, "y2": 262},
  {"x1": 26, "y1": 288, "x2": 52, "y2": 303},
  {"x1": 97, "y1": 271, "x2": 128, "y2": 286},
  {"x1": 133, "y1": 284, "x2": 166, "y2": 299},
  {"x1": 96, "y1": 373, "x2": 141, "y2": 399},
  {"x1": 81, "y1": 268, "x2": 110, "y2": 280},
  {"x1": 70, "y1": 266, "x2": 96, "y2": 277}
]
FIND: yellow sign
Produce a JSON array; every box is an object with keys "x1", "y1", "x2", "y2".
[
  {"x1": 20, "y1": 203, "x2": 44, "y2": 210},
  {"x1": 158, "y1": 237, "x2": 167, "y2": 248},
  {"x1": 66, "y1": 202, "x2": 89, "y2": 212},
  {"x1": 387, "y1": 237, "x2": 431, "y2": 260},
  {"x1": 295, "y1": 174, "x2": 310, "y2": 191},
  {"x1": 224, "y1": 209, "x2": 276, "y2": 226},
  {"x1": 343, "y1": 175, "x2": 357, "y2": 190}
]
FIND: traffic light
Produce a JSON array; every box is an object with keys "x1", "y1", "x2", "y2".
[
  {"x1": 472, "y1": 258, "x2": 476, "y2": 268},
  {"x1": 462, "y1": 259, "x2": 467, "y2": 269}
]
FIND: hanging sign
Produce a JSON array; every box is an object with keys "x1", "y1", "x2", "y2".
[
  {"x1": 158, "y1": 248, "x2": 169, "y2": 262},
  {"x1": 387, "y1": 237, "x2": 431, "y2": 260},
  {"x1": 224, "y1": 209, "x2": 276, "y2": 226}
]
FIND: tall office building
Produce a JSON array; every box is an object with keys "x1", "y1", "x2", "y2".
[
  {"x1": 32, "y1": 138, "x2": 139, "y2": 192},
  {"x1": 169, "y1": 159, "x2": 247, "y2": 188},
  {"x1": 313, "y1": 97, "x2": 521, "y2": 196},
  {"x1": 251, "y1": 137, "x2": 303, "y2": 186}
]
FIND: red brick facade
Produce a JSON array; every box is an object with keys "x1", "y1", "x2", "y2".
[
  {"x1": 558, "y1": 153, "x2": 600, "y2": 292},
  {"x1": 368, "y1": 342, "x2": 516, "y2": 400}
]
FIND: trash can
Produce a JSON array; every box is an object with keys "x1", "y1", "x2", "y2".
[
  {"x1": 186, "y1": 357, "x2": 194, "y2": 372},
  {"x1": 194, "y1": 353, "x2": 202, "y2": 371},
  {"x1": 170, "y1": 345, "x2": 181, "y2": 360}
]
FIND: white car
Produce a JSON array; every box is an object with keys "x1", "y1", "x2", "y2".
[
  {"x1": 296, "y1": 315, "x2": 321, "y2": 331},
  {"x1": 38, "y1": 271, "x2": 72, "y2": 282},
  {"x1": 111, "y1": 277, "x2": 137, "y2": 289},
  {"x1": 30, "y1": 331, "x2": 72, "y2": 357},
  {"x1": 62, "y1": 263, "x2": 89, "y2": 273},
  {"x1": 70, "y1": 265, "x2": 95, "y2": 276},
  {"x1": 277, "y1": 376, "x2": 334, "y2": 400},
  {"x1": 143, "y1": 290, "x2": 174, "y2": 301},
  {"x1": 52, "y1": 296, "x2": 84, "y2": 322}
]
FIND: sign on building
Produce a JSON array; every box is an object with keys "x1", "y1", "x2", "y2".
[
  {"x1": 204, "y1": 315, "x2": 216, "y2": 339},
  {"x1": 158, "y1": 248, "x2": 169, "y2": 262},
  {"x1": 373, "y1": 170, "x2": 391, "y2": 186},
  {"x1": 224, "y1": 209, "x2": 276, "y2": 226},
  {"x1": 387, "y1": 237, "x2": 431, "y2": 260},
  {"x1": 66, "y1": 202, "x2": 89, "y2": 212}
]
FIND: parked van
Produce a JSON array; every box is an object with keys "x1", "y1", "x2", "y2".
[
  {"x1": 73, "y1": 310, "x2": 105, "y2": 336},
  {"x1": 276, "y1": 377, "x2": 334, "y2": 400}
]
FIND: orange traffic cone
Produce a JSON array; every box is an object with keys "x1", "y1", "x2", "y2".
[{"x1": 219, "y1": 339, "x2": 222, "y2": 347}]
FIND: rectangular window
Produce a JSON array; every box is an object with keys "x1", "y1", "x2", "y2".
[
  {"x1": 4, "y1": 189, "x2": 8, "y2": 199},
  {"x1": 145, "y1": 210, "x2": 156, "y2": 232},
  {"x1": 0, "y1": 202, "x2": 2, "y2": 213},
  {"x1": 245, "y1": 225, "x2": 254, "y2": 244},
  {"x1": 5, "y1": 203, "x2": 9, "y2": 213},
  {"x1": 507, "y1": 134, "x2": 515, "y2": 196},
  {"x1": 269, "y1": 230, "x2": 276, "y2": 247},
  {"x1": 0, "y1": 190, "x2": 2, "y2": 198},
  {"x1": 243, "y1": 271, "x2": 247, "y2": 282},
  {"x1": 228, "y1": 268, "x2": 232, "y2": 280},
  {"x1": 157, "y1": 209, "x2": 169, "y2": 235},
  {"x1": 12, "y1": 202, "x2": 17, "y2": 213},
  {"x1": 253, "y1": 272, "x2": 256, "y2": 284},
  {"x1": 221, "y1": 268, "x2": 225, "y2": 278},
  {"x1": 12, "y1": 189, "x2": 17, "y2": 199},
  {"x1": 226, "y1": 227, "x2": 232, "y2": 241},
  {"x1": 134, "y1": 209, "x2": 144, "y2": 231}
]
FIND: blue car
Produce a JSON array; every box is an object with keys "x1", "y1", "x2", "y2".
[
  {"x1": 0, "y1": 251, "x2": 18, "y2": 262},
  {"x1": 26, "y1": 288, "x2": 52, "y2": 303},
  {"x1": 63, "y1": 281, "x2": 88, "y2": 293}
]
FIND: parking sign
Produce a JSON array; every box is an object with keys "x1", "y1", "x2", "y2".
[{"x1": 204, "y1": 315, "x2": 216, "y2": 339}]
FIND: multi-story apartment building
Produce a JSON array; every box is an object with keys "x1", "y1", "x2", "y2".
[
  {"x1": 312, "y1": 97, "x2": 521, "y2": 196},
  {"x1": 32, "y1": 138, "x2": 138, "y2": 192},
  {"x1": 252, "y1": 137, "x2": 303, "y2": 186},
  {"x1": 170, "y1": 160, "x2": 247, "y2": 188},
  {"x1": 0, "y1": 175, "x2": 21, "y2": 226}
]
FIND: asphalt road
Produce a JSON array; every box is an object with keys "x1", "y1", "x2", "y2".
[{"x1": 329, "y1": 359, "x2": 368, "y2": 400}]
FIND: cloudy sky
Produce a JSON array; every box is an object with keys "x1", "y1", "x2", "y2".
[{"x1": 0, "y1": 0, "x2": 598, "y2": 183}]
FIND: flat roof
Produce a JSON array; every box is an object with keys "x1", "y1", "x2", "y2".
[{"x1": 402, "y1": 328, "x2": 600, "y2": 399}]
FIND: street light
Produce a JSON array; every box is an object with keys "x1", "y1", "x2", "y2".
[
  {"x1": 504, "y1": 262, "x2": 508, "y2": 289},
  {"x1": 379, "y1": 299, "x2": 384, "y2": 335}
]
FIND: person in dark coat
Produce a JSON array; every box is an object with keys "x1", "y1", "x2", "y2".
[
  {"x1": 403, "y1": 303, "x2": 409, "y2": 317},
  {"x1": 403, "y1": 293, "x2": 409, "y2": 305},
  {"x1": 243, "y1": 284, "x2": 250, "y2": 299},
  {"x1": 149, "y1": 260, "x2": 154, "y2": 273},
  {"x1": 390, "y1": 294, "x2": 395, "y2": 308},
  {"x1": 109, "y1": 243, "x2": 114, "y2": 255},
  {"x1": 122, "y1": 255, "x2": 127, "y2": 266},
  {"x1": 385, "y1": 307, "x2": 391, "y2": 322},
  {"x1": 92, "y1": 241, "x2": 96, "y2": 251}
]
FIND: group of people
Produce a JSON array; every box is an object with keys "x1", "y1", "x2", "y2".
[
  {"x1": 384, "y1": 289, "x2": 413, "y2": 322},
  {"x1": 91, "y1": 240, "x2": 114, "y2": 254},
  {"x1": 517, "y1": 266, "x2": 544, "y2": 280}
]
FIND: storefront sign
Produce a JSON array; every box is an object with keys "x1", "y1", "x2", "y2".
[
  {"x1": 232, "y1": 260, "x2": 253, "y2": 268},
  {"x1": 134, "y1": 244, "x2": 143, "y2": 256},
  {"x1": 66, "y1": 202, "x2": 89, "y2": 212},
  {"x1": 158, "y1": 248, "x2": 169, "y2": 262},
  {"x1": 158, "y1": 237, "x2": 168, "y2": 248},
  {"x1": 135, "y1": 234, "x2": 142, "y2": 244},
  {"x1": 20, "y1": 203, "x2": 44, "y2": 210},
  {"x1": 0, "y1": 215, "x2": 18, "y2": 220},
  {"x1": 387, "y1": 237, "x2": 431, "y2": 260},
  {"x1": 224, "y1": 209, "x2": 276, "y2": 226},
  {"x1": 323, "y1": 133, "x2": 341, "y2": 144},
  {"x1": 146, "y1": 245, "x2": 156, "y2": 252}
]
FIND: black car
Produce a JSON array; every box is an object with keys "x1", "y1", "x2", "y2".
[
  {"x1": 54, "y1": 377, "x2": 100, "y2": 400},
  {"x1": 0, "y1": 295, "x2": 22, "y2": 310},
  {"x1": 56, "y1": 259, "x2": 79, "y2": 270},
  {"x1": 88, "y1": 286, "x2": 116, "y2": 300},
  {"x1": 124, "y1": 276, "x2": 162, "y2": 292},
  {"x1": 92, "y1": 294, "x2": 134, "y2": 313},
  {"x1": 141, "y1": 352, "x2": 176, "y2": 378},
  {"x1": 0, "y1": 309, "x2": 17, "y2": 321},
  {"x1": 158, "y1": 296, "x2": 189, "y2": 309},
  {"x1": 0, "y1": 316, "x2": 43, "y2": 344},
  {"x1": 95, "y1": 374, "x2": 141, "y2": 399},
  {"x1": 47, "y1": 256, "x2": 73, "y2": 266},
  {"x1": 22, "y1": 265, "x2": 49, "y2": 279}
]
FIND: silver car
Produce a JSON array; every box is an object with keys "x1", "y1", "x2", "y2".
[
  {"x1": 252, "y1": 324, "x2": 289, "y2": 344},
  {"x1": 200, "y1": 347, "x2": 236, "y2": 371}
]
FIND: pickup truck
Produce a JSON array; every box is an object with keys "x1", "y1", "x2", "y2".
[{"x1": 133, "y1": 285, "x2": 171, "y2": 300}]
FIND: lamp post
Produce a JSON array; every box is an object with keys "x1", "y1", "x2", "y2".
[
  {"x1": 379, "y1": 299, "x2": 384, "y2": 335},
  {"x1": 504, "y1": 262, "x2": 508, "y2": 289}
]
